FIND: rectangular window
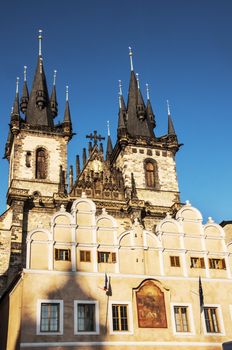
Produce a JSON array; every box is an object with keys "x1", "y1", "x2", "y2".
[
  {"x1": 174, "y1": 306, "x2": 189, "y2": 332},
  {"x1": 80, "y1": 250, "x2": 91, "y2": 262},
  {"x1": 112, "y1": 304, "x2": 128, "y2": 331},
  {"x1": 190, "y1": 257, "x2": 205, "y2": 268},
  {"x1": 55, "y1": 248, "x2": 71, "y2": 261},
  {"x1": 98, "y1": 251, "x2": 116, "y2": 263},
  {"x1": 40, "y1": 303, "x2": 60, "y2": 332},
  {"x1": 170, "y1": 256, "x2": 180, "y2": 267},
  {"x1": 208, "y1": 258, "x2": 226, "y2": 270},
  {"x1": 204, "y1": 307, "x2": 220, "y2": 333},
  {"x1": 77, "y1": 303, "x2": 95, "y2": 332},
  {"x1": 74, "y1": 301, "x2": 99, "y2": 334}
]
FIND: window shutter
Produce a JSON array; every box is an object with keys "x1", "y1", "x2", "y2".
[
  {"x1": 80, "y1": 251, "x2": 84, "y2": 261},
  {"x1": 200, "y1": 258, "x2": 205, "y2": 268},
  {"x1": 55, "y1": 249, "x2": 59, "y2": 260},
  {"x1": 68, "y1": 249, "x2": 71, "y2": 261},
  {"x1": 112, "y1": 252, "x2": 116, "y2": 263},
  {"x1": 176, "y1": 256, "x2": 180, "y2": 267},
  {"x1": 221, "y1": 259, "x2": 226, "y2": 269},
  {"x1": 170, "y1": 256, "x2": 174, "y2": 266},
  {"x1": 86, "y1": 251, "x2": 91, "y2": 262},
  {"x1": 209, "y1": 258, "x2": 213, "y2": 269},
  {"x1": 98, "y1": 252, "x2": 101, "y2": 263}
]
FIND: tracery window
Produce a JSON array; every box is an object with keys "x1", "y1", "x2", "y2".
[
  {"x1": 36, "y1": 148, "x2": 47, "y2": 179},
  {"x1": 145, "y1": 161, "x2": 156, "y2": 188}
]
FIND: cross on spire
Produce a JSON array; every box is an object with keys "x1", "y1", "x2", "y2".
[{"x1": 86, "y1": 130, "x2": 105, "y2": 145}]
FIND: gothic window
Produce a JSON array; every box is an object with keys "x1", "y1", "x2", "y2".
[
  {"x1": 36, "y1": 148, "x2": 47, "y2": 179},
  {"x1": 145, "y1": 160, "x2": 156, "y2": 188}
]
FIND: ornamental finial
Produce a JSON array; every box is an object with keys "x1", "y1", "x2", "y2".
[
  {"x1": 53, "y1": 70, "x2": 57, "y2": 85},
  {"x1": 38, "y1": 29, "x2": 43, "y2": 56},
  {"x1": 119, "y1": 80, "x2": 122, "y2": 96},
  {"x1": 146, "y1": 83, "x2": 150, "y2": 100},
  {"x1": 16, "y1": 77, "x2": 19, "y2": 94},
  {"x1": 128, "y1": 46, "x2": 134, "y2": 71},
  {"x1": 136, "y1": 73, "x2": 140, "y2": 89},
  {"x1": 24, "y1": 66, "x2": 27, "y2": 82},
  {"x1": 66, "y1": 85, "x2": 69, "y2": 101},
  {"x1": 107, "y1": 120, "x2": 110, "y2": 136},
  {"x1": 167, "y1": 99, "x2": 171, "y2": 115}
]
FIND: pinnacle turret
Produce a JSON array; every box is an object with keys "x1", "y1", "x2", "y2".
[
  {"x1": 167, "y1": 100, "x2": 176, "y2": 135},
  {"x1": 50, "y1": 70, "x2": 58, "y2": 118},
  {"x1": 106, "y1": 121, "x2": 113, "y2": 161},
  {"x1": 146, "y1": 83, "x2": 156, "y2": 129},
  {"x1": 11, "y1": 77, "x2": 20, "y2": 121},
  {"x1": 20, "y1": 66, "x2": 29, "y2": 114}
]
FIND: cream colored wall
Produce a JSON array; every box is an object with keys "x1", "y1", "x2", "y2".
[{"x1": 26, "y1": 198, "x2": 230, "y2": 280}]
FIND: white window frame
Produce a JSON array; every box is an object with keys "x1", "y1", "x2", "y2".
[
  {"x1": 170, "y1": 302, "x2": 195, "y2": 336},
  {"x1": 74, "y1": 300, "x2": 99, "y2": 335},
  {"x1": 202, "y1": 304, "x2": 225, "y2": 336},
  {"x1": 109, "y1": 300, "x2": 133, "y2": 335},
  {"x1": 36, "y1": 299, "x2": 63, "y2": 335}
]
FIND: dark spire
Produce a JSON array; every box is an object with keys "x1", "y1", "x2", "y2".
[
  {"x1": 64, "y1": 86, "x2": 71, "y2": 123},
  {"x1": 146, "y1": 83, "x2": 156, "y2": 129},
  {"x1": 125, "y1": 47, "x2": 154, "y2": 139},
  {"x1": 20, "y1": 66, "x2": 29, "y2": 114},
  {"x1": 106, "y1": 121, "x2": 113, "y2": 161},
  {"x1": 82, "y1": 148, "x2": 87, "y2": 167},
  {"x1": 25, "y1": 31, "x2": 54, "y2": 127},
  {"x1": 167, "y1": 100, "x2": 176, "y2": 135},
  {"x1": 50, "y1": 70, "x2": 58, "y2": 118},
  {"x1": 117, "y1": 80, "x2": 127, "y2": 140},
  {"x1": 11, "y1": 77, "x2": 20, "y2": 121},
  {"x1": 76, "y1": 155, "x2": 80, "y2": 178}
]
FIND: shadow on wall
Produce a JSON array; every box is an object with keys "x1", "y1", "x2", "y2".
[{"x1": 1, "y1": 271, "x2": 109, "y2": 350}]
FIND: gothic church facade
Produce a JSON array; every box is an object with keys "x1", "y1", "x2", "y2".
[{"x1": 0, "y1": 34, "x2": 232, "y2": 350}]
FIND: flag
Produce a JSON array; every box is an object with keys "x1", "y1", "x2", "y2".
[
  {"x1": 199, "y1": 276, "x2": 204, "y2": 312},
  {"x1": 104, "y1": 273, "x2": 108, "y2": 291}
]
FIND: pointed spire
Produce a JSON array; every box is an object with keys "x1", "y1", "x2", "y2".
[
  {"x1": 167, "y1": 100, "x2": 176, "y2": 135},
  {"x1": 50, "y1": 70, "x2": 58, "y2": 118},
  {"x1": 64, "y1": 85, "x2": 71, "y2": 123},
  {"x1": 76, "y1": 155, "x2": 80, "y2": 178},
  {"x1": 69, "y1": 165, "x2": 73, "y2": 190},
  {"x1": 12, "y1": 77, "x2": 20, "y2": 119},
  {"x1": 26, "y1": 31, "x2": 53, "y2": 127},
  {"x1": 20, "y1": 66, "x2": 29, "y2": 114},
  {"x1": 118, "y1": 80, "x2": 126, "y2": 111},
  {"x1": 106, "y1": 121, "x2": 113, "y2": 161},
  {"x1": 146, "y1": 83, "x2": 156, "y2": 129}
]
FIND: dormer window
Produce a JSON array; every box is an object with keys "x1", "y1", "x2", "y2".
[{"x1": 36, "y1": 148, "x2": 47, "y2": 179}]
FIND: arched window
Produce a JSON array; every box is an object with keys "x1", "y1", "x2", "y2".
[
  {"x1": 36, "y1": 148, "x2": 47, "y2": 179},
  {"x1": 145, "y1": 161, "x2": 155, "y2": 188}
]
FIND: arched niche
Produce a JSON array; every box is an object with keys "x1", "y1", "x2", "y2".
[
  {"x1": 71, "y1": 198, "x2": 96, "y2": 227},
  {"x1": 134, "y1": 280, "x2": 167, "y2": 328},
  {"x1": 96, "y1": 215, "x2": 116, "y2": 245},
  {"x1": 204, "y1": 223, "x2": 224, "y2": 237},
  {"x1": 28, "y1": 229, "x2": 50, "y2": 270},
  {"x1": 176, "y1": 204, "x2": 202, "y2": 222}
]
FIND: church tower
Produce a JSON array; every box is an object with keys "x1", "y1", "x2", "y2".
[
  {"x1": 3, "y1": 31, "x2": 73, "y2": 280},
  {"x1": 112, "y1": 48, "x2": 181, "y2": 221}
]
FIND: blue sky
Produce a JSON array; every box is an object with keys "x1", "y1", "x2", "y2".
[{"x1": 0, "y1": 0, "x2": 231, "y2": 223}]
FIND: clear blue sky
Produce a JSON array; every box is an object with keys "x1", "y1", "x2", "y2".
[{"x1": 0, "y1": 0, "x2": 231, "y2": 223}]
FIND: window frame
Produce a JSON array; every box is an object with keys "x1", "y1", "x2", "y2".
[
  {"x1": 170, "y1": 303, "x2": 195, "y2": 336},
  {"x1": 35, "y1": 147, "x2": 47, "y2": 180},
  {"x1": 170, "y1": 255, "x2": 180, "y2": 267},
  {"x1": 144, "y1": 159, "x2": 157, "y2": 189},
  {"x1": 208, "y1": 258, "x2": 226, "y2": 270},
  {"x1": 190, "y1": 257, "x2": 205, "y2": 269},
  {"x1": 55, "y1": 248, "x2": 71, "y2": 261},
  {"x1": 202, "y1": 304, "x2": 225, "y2": 336},
  {"x1": 98, "y1": 251, "x2": 116, "y2": 264},
  {"x1": 37, "y1": 299, "x2": 63, "y2": 335},
  {"x1": 80, "y1": 250, "x2": 91, "y2": 262},
  {"x1": 74, "y1": 300, "x2": 99, "y2": 335},
  {"x1": 109, "y1": 301, "x2": 133, "y2": 335}
]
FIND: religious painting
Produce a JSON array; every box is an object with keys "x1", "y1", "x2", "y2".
[{"x1": 135, "y1": 280, "x2": 167, "y2": 328}]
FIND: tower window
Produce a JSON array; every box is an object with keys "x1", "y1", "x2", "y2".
[
  {"x1": 36, "y1": 148, "x2": 47, "y2": 179},
  {"x1": 145, "y1": 161, "x2": 155, "y2": 188}
]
